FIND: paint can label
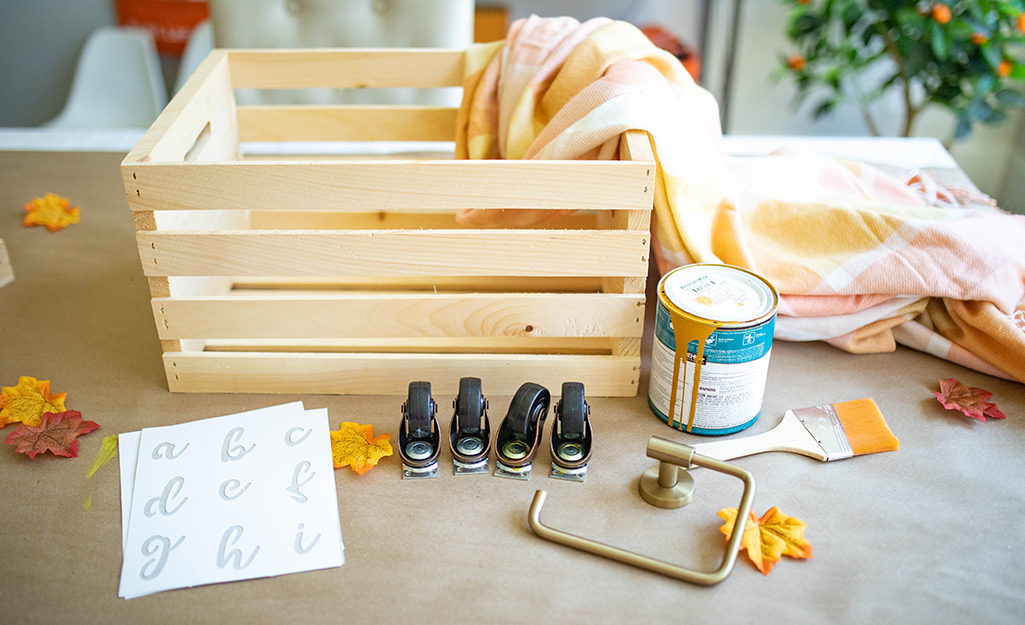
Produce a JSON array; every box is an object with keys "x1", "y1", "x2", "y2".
[{"x1": 647, "y1": 264, "x2": 778, "y2": 435}]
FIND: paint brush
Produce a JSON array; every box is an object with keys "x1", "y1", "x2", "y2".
[{"x1": 689, "y1": 398, "x2": 899, "y2": 462}]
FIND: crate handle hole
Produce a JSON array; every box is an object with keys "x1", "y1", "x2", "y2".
[{"x1": 184, "y1": 122, "x2": 213, "y2": 163}]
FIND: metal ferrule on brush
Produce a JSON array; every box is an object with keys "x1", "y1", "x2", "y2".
[{"x1": 791, "y1": 404, "x2": 854, "y2": 461}]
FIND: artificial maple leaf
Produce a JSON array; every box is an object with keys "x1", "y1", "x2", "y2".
[
  {"x1": 4, "y1": 410, "x2": 100, "y2": 459},
  {"x1": 719, "y1": 506, "x2": 813, "y2": 575},
  {"x1": 933, "y1": 378, "x2": 1006, "y2": 422},
  {"x1": 0, "y1": 376, "x2": 67, "y2": 428},
  {"x1": 23, "y1": 193, "x2": 80, "y2": 232},
  {"x1": 330, "y1": 422, "x2": 392, "y2": 475}
]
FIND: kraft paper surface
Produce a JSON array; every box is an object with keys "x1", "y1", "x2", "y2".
[{"x1": 0, "y1": 152, "x2": 1022, "y2": 624}]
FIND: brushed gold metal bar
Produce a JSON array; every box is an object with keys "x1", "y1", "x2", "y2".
[{"x1": 527, "y1": 437, "x2": 756, "y2": 586}]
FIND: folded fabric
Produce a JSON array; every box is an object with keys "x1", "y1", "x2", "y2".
[{"x1": 454, "y1": 15, "x2": 1025, "y2": 383}]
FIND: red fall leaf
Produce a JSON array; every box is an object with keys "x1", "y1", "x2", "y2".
[
  {"x1": 4, "y1": 410, "x2": 100, "y2": 459},
  {"x1": 933, "y1": 378, "x2": 1006, "y2": 422}
]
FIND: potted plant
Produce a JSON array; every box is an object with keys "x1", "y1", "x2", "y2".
[{"x1": 780, "y1": 0, "x2": 1025, "y2": 141}]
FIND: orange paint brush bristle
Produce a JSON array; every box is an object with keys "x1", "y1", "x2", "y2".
[{"x1": 833, "y1": 398, "x2": 900, "y2": 456}]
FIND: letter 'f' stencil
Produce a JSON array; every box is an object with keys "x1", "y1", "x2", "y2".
[{"x1": 118, "y1": 402, "x2": 345, "y2": 599}]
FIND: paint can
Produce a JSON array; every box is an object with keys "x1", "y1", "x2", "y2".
[{"x1": 647, "y1": 264, "x2": 779, "y2": 435}]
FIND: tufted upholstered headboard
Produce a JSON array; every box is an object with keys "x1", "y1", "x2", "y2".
[{"x1": 209, "y1": 0, "x2": 475, "y2": 105}]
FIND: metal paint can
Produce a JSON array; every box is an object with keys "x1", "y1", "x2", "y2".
[{"x1": 647, "y1": 264, "x2": 779, "y2": 435}]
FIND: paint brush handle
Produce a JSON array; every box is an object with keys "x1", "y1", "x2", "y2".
[
  {"x1": 688, "y1": 411, "x2": 826, "y2": 462},
  {"x1": 689, "y1": 431, "x2": 787, "y2": 461}
]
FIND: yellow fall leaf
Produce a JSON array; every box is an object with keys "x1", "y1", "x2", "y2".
[
  {"x1": 0, "y1": 376, "x2": 67, "y2": 428},
  {"x1": 23, "y1": 193, "x2": 80, "y2": 232},
  {"x1": 719, "y1": 505, "x2": 813, "y2": 575},
  {"x1": 330, "y1": 422, "x2": 392, "y2": 475}
]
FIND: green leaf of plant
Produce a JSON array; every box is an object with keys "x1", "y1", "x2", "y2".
[
  {"x1": 895, "y1": 8, "x2": 925, "y2": 34},
  {"x1": 904, "y1": 42, "x2": 930, "y2": 76},
  {"x1": 931, "y1": 24, "x2": 949, "y2": 60},
  {"x1": 981, "y1": 43, "x2": 1002, "y2": 68},
  {"x1": 977, "y1": 74, "x2": 997, "y2": 97},
  {"x1": 969, "y1": 98, "x2": 994, "y2": 121},
  {"x1": 948, "y1": 20, "x2": 974, "y2": 40},
  {"x1": 792, "y1": 13, "x2": 823, "y2": 38},
  {"x1": 841, "y1": 3, "x2": 861, "y2": 29},
  {"x1": 994, "y1": 88, "x2": 1025, "y2": 107},
  {"x1": 954, "y1": 115, "x2": 973, "y2": 139},
  {"x1": 813, "y1": 98, "x2": 838, "y2": 120},
  {"x1": 982, "y1": 108, "x2": 1009, "y2": 125}
]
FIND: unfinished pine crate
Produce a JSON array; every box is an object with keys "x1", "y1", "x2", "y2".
[
  {"x1": 122, "y1": 49, "x2": 654, "y2": 396},
  {"x1": 0, "y1": 238, "x2": 13, "y2": 288}
]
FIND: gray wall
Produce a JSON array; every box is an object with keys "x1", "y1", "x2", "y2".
[{"x1": 0, "y1": 0, "x2": 116, "y2": 126}]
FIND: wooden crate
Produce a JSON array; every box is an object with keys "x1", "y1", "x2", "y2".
[
  {"x1": 0, "y1": 238, "x2": 12, "y2": 288},
  {"x1": 121, "y1": 49, "x2": 654, "y2": 396}
]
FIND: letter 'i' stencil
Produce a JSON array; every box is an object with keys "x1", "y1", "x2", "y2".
[{"x1": 118, "y1": 402, "x2": 345, "y2": 599}]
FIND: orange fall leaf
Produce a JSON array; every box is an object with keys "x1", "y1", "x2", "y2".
[
  {"x1": 0, "y1": 376, "x2": 68, "y2": 428},
  {"x1": 719, "y1": 506, "x2": 813, "y2": 575},
  {"x1": 330, "y1": 422, "x2": 392, "y2": 475}
]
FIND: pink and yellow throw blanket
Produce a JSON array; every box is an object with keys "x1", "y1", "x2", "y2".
[{"x1": 455, "y1": 16, "x2": 1025, "y2": 383}]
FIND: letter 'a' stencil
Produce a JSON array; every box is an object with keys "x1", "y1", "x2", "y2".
[{"x1": 118, "y1": 402, "x2": 344, "y2": 599}]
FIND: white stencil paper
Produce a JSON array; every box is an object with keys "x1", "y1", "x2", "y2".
[{"x1": 118, "y1": 402, "x2": 344, "y2": 599}]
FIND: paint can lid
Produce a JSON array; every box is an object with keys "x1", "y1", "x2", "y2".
[{"x1": 661, "y1": 264, "x2": 778, "y2": 325}]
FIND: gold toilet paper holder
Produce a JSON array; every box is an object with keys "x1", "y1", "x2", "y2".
[{"x1": 527, "y1": 436, "x2": 756, "y2": 586}]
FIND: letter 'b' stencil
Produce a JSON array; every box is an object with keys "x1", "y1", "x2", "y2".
[{"x1": 118, "y1": 402, "x2": 345, "y2": 599}]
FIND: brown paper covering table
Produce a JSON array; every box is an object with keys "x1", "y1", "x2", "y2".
[{"x1": 1, "y1": 151, "x2": 1023, "y2": 625}]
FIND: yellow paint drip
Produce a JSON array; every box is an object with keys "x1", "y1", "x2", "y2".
[
  {"x1": 667, "y1": 308, "x2": 722, "y2": 432},
  {"x1": 85, "y1": 434, "x2": 119, "y2": 479},
  {"x1": 82, "y1": 495, "x2": 92, "y2": 510}
]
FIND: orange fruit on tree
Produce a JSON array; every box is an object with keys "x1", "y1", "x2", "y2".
[{"x1": 932, "y1": 3, "x2": 952, "y2": 25}]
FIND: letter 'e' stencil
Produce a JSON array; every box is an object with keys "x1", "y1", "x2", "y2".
[{"x1": 118, "y1": 402, "x2": 344, "y2": 599}]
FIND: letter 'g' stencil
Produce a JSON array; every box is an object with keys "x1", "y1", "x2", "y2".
[{"x1": 118, "y1": 402, "x2": 345, "y2": 599}]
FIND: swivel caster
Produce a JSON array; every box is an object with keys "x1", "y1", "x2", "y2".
[
  {"x1": 494, "y1": 382, "x2": 550, "y2": 480},
  {"x1": 549, "y1": 382, "x2": 592, "y2": 482},
  {"x1": 399, "y1": 381, "x2": 440, "y2": 479},
  {"x1": 449, "y1": 377, "x2": 491, "y2": 475}
]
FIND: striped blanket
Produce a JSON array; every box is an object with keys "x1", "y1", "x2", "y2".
[{"x1": 454, "y1": 16, "x2": 1025, "y2": 384}]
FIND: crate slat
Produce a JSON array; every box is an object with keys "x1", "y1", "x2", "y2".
[
  {"x1": 162, "y1": 352, "x2": 640, "y2": 396},
  {"x1": 152, "y1": 292, "x2": 644, "y2": 339},
  {"x1": 228, "y1": 276, "x2": 605, "y2": 292},
  {"x1": 139, "y1": 229, "x2": 649, "y2": 277},
  {"x1": 236, "y1": 105, "x2": 458, "y2": 142},
  {"x1": 201, "y1": 337, "x2": 613, "y2": 354},
  {"x1": 247, "y1": 209, "x2": 599, "y2": 230},
  {"x1": 227, "y1": 49, "x2": 465, "y2": 89},
  {"x1": 124, "y1": 160, "x2": 653, "y2": 212}
]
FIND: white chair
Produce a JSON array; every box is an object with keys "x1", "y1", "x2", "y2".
[
  {"x1": 45, "y1": 26, "x2": 168, "y2": 129},
  {"x1": 174, "y1": 20, "x2": 214, "y2": 95}
]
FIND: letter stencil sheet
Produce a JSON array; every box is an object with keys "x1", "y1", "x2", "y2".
[{"x1": 118, "y1": 402, "x2": 344, "y2": 599}]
